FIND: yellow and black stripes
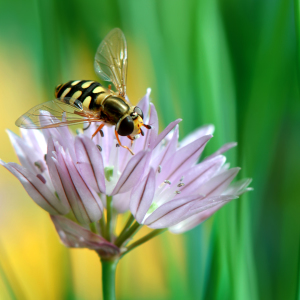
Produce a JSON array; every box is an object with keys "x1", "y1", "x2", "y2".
[{"x1": 54, "y1": 80, "x2": 106, "y2": 110}]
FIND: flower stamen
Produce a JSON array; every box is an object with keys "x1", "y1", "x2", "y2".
[
  {"x1": 158, "y1": 165, "x2": 162, "y2": 173},
  {"x1": 36, "y1": 174, "x2": 46, "y2": 184},
  {"x1": 34, "y1": 160, "x2": 46, "y2": 172}
]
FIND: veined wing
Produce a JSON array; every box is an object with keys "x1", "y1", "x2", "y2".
[
  {"x1": 94, "y1": 28, "x2": 127, "y2": 97},
  {"x1": 15, "y1": 99, "x2": 100, "y2": 129}
]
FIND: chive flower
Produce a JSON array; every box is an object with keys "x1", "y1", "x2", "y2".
[{"x1": 1, "y1": 89, "x2": 252, "y2": 298}]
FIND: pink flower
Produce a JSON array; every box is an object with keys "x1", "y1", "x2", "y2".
[{"x1": 1, "y1": 89, "x2": 251, "y2": 256}]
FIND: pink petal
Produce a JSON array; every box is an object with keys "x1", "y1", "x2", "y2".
[
  {"x1": 179, "y1": 124, "x2": 215, "y2": 148},
  {"x1": 111, "y1": 150, "x2": 149, "y2": 195},
  {"x1": 130, "y1": 168, "x2": 156, "y2": 223},
  {"x1": 196, "y1": 167, "x2": 240, "y2": 197},
  {"x1": 136, "y1": 89, "x2": 150, "y2": 122},
  {"x1": 7, "y1": 130, "x2": 46, "y2": 175},
  {"x1": 188, "y1": 195, "x2": 238, "y2": 214},
  {"x1": 118, "y1": 136, "x2": 132, "y2": 172},
  {"x1": 146, "y1": 103, "x2": 159, "y2": 148},
  {"x1": 20, "y1": 128, "x2": 47, "y2": 156},
  {"x1": 0, "y1": 160, "x2": 69, "y2": 215},
  {"x1": 62, "y1": 149, "x2": 103, "y2": 223},
  {"x1": 169, "y1": 204, "x2": 223, "y2": 234},
  {"x1": 75, "y1": 136, "x2": 106, "y2": 194},
  {"x1": 151, "y1": 119, "x2": 182, "y2": 150},
  {"x1": 144, "y1": 196, "x2": 201, "y2": 228},
  {"x1": 39, "y1": 112, "x2": 76, "y2": 160},
  {"x1": 178, "y1": 155, "x2": 226, "y2": 197},
  {"x1": 53, "y1": 146, "x2": 93, "y2": 224},
  {"x1": 51, "y1": 215, "x2": 119, "y2": 257},
  {"x1": 158, "y1": 134, "x2": 212, "y2": 184},
  {"x1": 169, "y1": 195, "x2": 238, "y2": 234},
  {"x1": 150, "y1": 125, "x2": 179, "y2": 174},
  {"x1": 204, "y1": 142, "x2": 237, "y2": 161},
  {"x1": 112, "y1": 190, "x2": 131, "y2": 213},
  {"x1": 224, "y1": 178, "x2": 253, "y2": 195},
  {"x1": 134, "y1": 103, "x2": 159, "y2": 153},
  {"x1": 46, "y1": 138, "x2": 71, "y2": 210}
]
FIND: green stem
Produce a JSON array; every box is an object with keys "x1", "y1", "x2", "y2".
[
  {"x1": 99, "y1": 216, "x2": 106, "y2": 237},
  {"x1": 106, "y1": 196, "x2": 113, "y2": 241},
  {"x1": 123, "y1": 229, "x2": 167, "y2": 256},
  {"x1": 115, "y1": 221, "x2": 141, "y2": 247},
  {"x1": 115, "y1": 214, "x2": 134, "y2": 242},
  {"x1": 101, "y1": 258, "x2": 119, "y2": 300},
  {"x1": 89, "y1": 222, "x2": 97, "y2": 234},
  {"x1": 295, "y1": 0, "x2": 300, "y2": 75}
]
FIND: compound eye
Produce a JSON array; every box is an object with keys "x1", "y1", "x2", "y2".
[
  {"x1": 117, "y1": 116, "x2": 134, "y2": 136},
  {"x1": 134, "y1": 106, "x2": 144, "y2": 119}
]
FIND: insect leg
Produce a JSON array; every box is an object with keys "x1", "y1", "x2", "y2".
[
  {"x1": 115, "y1": 130, "x2": 135, "y2": 155},
  {"x1": 127, "y1": 135, "x2": 135, "y2": 146},
  {"x1": 92, "y1": 123, "x2": 105, "y2": 139}
]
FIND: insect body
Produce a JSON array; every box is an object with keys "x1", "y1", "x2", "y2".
[{"x1": 15, "y1": 29, "x2": 151, "y2": 155}]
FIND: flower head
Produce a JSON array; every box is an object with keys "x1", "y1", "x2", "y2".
[{"x1": 1, "y1": 89, "x2": 251, "y2": 256}]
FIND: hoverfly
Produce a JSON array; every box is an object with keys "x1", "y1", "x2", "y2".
[{"x1": 15, "y1": 28, "x2": 151, "y2": 155}]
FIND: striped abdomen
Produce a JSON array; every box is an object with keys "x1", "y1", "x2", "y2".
[{"x1": 55, "y1": 80, "x2": 107, "y2": 110}]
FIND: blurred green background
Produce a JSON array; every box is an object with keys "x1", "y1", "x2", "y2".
[{"x1": 0, "y1": 0, "x2": 299, "y2": 299}]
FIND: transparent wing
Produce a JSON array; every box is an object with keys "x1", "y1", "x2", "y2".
[
  {"x1": 94, "y1": 28, "x2": 127, "y2": 97},
  {"x1": 15, "y1": 99, "x2": 100, "y2": 129}
]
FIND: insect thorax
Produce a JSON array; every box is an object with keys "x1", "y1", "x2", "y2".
[{"x1": 100, "y1": 96, "x2": 130, "y2": 124}]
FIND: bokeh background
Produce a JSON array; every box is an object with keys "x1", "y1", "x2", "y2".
[{"x1": 0, "y1": 0, "x2": 300, "y2": 299}]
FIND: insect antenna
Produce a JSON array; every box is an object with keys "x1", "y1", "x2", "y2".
[{"x1": 142, "y1": 124, "x2": 152, "y2": 129}]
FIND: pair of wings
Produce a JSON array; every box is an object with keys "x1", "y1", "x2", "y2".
[{"x1": 16, "y1": 28, "x2": 128, "y2": 129}]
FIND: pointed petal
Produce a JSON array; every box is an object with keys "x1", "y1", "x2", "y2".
[
  {"x1": 134, "y1": 103, "x2": 159, "y2": 153},
  {"x1": 136, "y1": 88, "x2": 151, "y2": 121},
  {"x1": 196, "y1": 167, "x2": 240, "y2": 197},
  {"x1": 169, "y1": 195, "x2": 237, "y2": 233},
  {"x1": 7, "y1": 130, "x2": 46, "y2": 175},
  {"x1": 169, "y1": 203, "x2": 223, "y2": 234},
  {"x1": 62, "y1": 149, "x2": 103, "y2": 223},
  {"x1": 180, "y1": 124, "x2": 215, "y2": 148},
  {"x1": 53, "y1": 146, "x2": 92, "y2": 224},
  {"x1": 204, "y1": 142, "x2": 237, "y2": 161},
  {"x1": 0, "y1": 160, "x2": 68, "y2": 215},
  {"x1": 158, "y1": 134, "x2": 212, "y2": 184},
  {"x1": 130, "y1": 168, "x2": 156, "y2": 223},
  {"x1": 146, "y1": 103, "x2": 159, "y2": 148},
  {"x1": 39, "y1": 112, "x2": 76, "y2": 160},
  {"x1": 75, "y1": 135, "x2": 106, "y2": 193},
  {"x1": 112, "y1": 190, "x2": 131, "y2": 213},
  {"x1": 154, "y1": 155, "x2": 225, "y2": 205},
  {"x1": 118, "y1": 136, "x2": 132, "y2": 172},
  {"x1": 51, "y1": 215, "x2": 120, "y2": 257},
  {"x1": 178, "y1": 155, "x2": 226, "y2": 197},
  {"x1": 224, "y1": 178, "x2": 253, "y2": 195},
  {"x1": 150, "y1": 125, "x2": 179, "y2": 173},
  {"x1": 111, "y1": 150, "x2": 149, "y2": 195},
  {"x1": 20, "y1": 128, "x2": 47, "y2": 156},
  {"x1": 151, "y1": 119, "x2": 182, "y2": 150},
  {"x1": 144, "y1": 195, "x2": 201, "y2": 228},
  {"x1": 188, "y1": 195, "x2": 238, "y2": 215},
  {"x1": 46, "y1": 138, "x2": 71, "y2": 210}
]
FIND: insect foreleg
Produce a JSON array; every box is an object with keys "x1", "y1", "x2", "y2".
[
  {"x1": 92, "y1": 123, "x2": 105, "y2": 139},
  {"x1": 115, "y1": 130, "x2": 134, "y2": 155}
]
